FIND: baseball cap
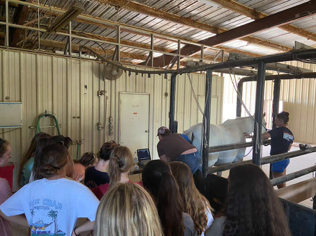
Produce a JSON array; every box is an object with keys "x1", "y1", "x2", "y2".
[{"x1": 157, "y1": 126, "x2": 170, "y2": 136}]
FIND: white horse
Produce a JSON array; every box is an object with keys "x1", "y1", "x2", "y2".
[{"x1": 183, "y1": 116, "x2": 267, "y2": 167}]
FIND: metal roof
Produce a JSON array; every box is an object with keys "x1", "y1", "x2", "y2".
[{"x1": 1, "y1": 0, "x2": 315, "y2": 66}]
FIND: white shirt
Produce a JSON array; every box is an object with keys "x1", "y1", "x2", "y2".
[
  {"x1": 0, "y1": 178, "x2": 99, "y2": 236},
  {"x1": 202, "y1": 207, "x2": 214, "y2": 236}
]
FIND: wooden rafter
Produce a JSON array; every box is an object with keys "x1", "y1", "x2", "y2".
[
  {"x1": 210, "y1": 0, "x2": 316, "y2": 43},
  {"x1": 98, "y1": 0, "x2": 290, "y2": 51},
  {"x1": 23, "y1": 4, "x2": 264, "y2": 57},
  {"x1": 10, "y1": 0, "x2": 32, "y2": 47}
]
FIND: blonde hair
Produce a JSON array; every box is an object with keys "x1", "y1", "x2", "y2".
[
  {"x1": 170, "y1": 162, "x2": 213, "y2": 235},
  {"x1": 109, "y1": 146, "x2": 133, "y2": 187},
  {"x1": 94, "y1": 183, "x2": 163, "y2": 236}
]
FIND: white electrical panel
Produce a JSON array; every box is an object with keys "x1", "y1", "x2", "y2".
[{"x1": 0, "y1": 103, "x2": 22, "y2": 128}]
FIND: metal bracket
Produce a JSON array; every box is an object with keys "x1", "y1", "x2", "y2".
[
  {"x1": 97, "y1": 90, "x2": 106, "y2": 97},
  {"x1": 97, "y1": 122, "x2": 103, "y2": 131}
]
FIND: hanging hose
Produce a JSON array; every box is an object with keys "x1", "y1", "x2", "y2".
[{"x1": 35, "y1": 112, "x2": 61, "y2": 135}]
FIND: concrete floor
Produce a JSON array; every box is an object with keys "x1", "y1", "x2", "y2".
[{"x1": 11, "y1": 143, "x2": 316, "y2": 235}]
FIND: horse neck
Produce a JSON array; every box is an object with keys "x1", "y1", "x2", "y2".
[{"x1": 227, "y1": 117, "x2": 254, "y2": 133}]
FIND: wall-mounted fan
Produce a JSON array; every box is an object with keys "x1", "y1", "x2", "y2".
[{"x1": 103, "y1": 62, "x2": 123, "y2": 81}]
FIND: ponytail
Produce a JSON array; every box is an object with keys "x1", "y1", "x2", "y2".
[
  {"x1": 142, "y1": 160, "x2": 185, "y2": 236},
  {"x1": 108, "y1": 146, "x2": 133, "y2": 187}
]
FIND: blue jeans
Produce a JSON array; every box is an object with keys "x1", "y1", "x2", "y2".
[{"x1": 175, "y1": 151, "x2": 201, "y2": 174}]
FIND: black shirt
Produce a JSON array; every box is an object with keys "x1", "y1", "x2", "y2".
[
  {"x1": 84, "y1": 166, "x2": 110, "y2": 189},
  {"x1": 268, "y1": 127, "x2": 294, "y2": 155}
]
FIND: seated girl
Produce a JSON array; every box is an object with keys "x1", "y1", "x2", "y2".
[
  {"x1": 18, "y1": 132, "x2": 51, "y2": 187},
  {"x1": 206, "y1": 164, "x2": 291, "y2": 236},
  {"x1": 72, "y1": 152, "x2": 98, "y2": 182},
  {"x1": 0, "y1": 138, "x2": 12, "y2": 236},
  {"x1": 142, "y1": 160, "x2": 197, "y2": 236},
  {"x1": 85, "y1": 141, "x2": 118, "y2": 189},
  {"x1": 0, "y1": 143, "x2": 99, "y2": 236},
  {"x1": 170, "y1": 162, "x2": 213, "y2": 236},
  {"x1": 94, "y1": 182, "x2": 163, "y2": 236},
  {"x1": 92, "y1": 145, "x2": 134, "y2": 200}
]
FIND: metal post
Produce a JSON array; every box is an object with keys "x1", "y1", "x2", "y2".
[
  {"x1": 69, "y1": 21, "x2": 72, "y2": 56},
  {"x1": 272, "y1": 78, "x2": 281, "y2": 128},
  {"x1": 116, "y1": 25, "x2": 120, "y2": 62},
  {"x1": 5, "y1": 0, "x2": 9, "y2": 47},
  {"x1": 201, "y1": 45, "x2": 204, "y2": 62},
  {"x1": 169, "y1": 73, "x2": 177, "y2": 133},
  {"x1": 236, "y1": 80, "x2": 244, "y2": 117},
  {"x1": 269, "y1": 78, "x2": 281, "y2": 178},
  {"x1": 252, "y1": 61, "x2": 266, "y2": 165},
  {"x1": 151, "y1": 34, "x2": 154, "y2": 67},
  {"x1": 177, "y1": 40, "x2": 181, "y2": 69},
  {"x1": 37, "y1": 0, "x2": 40, "y2": 49},
  {"x1": 202, "y1": 70, "x2": 212, "y2": 177}
]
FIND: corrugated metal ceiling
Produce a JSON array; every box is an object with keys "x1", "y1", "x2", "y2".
[{"x1": 1, "y1": 0, "x2": 315, "y2": 64}]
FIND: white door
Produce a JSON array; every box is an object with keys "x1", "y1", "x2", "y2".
[{"x1": 119, "y1": 93, "x2": 150, "y2": 156}]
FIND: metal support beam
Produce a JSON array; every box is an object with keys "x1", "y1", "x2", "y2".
[
  {"x1": 272, "y1": 78, "x2": 281, "y2": 128},
  {"x1": 202, "y1": 1, "x2": 316, "y2": 47},
  {"x1": 5, "y1": 0, "x2": 9, "y2": 47},
  {"x1": 169, "y1": 74, "x2": 177, "y2": 133},
  {"x1": 271, "y1": 165, "x2": 316, "y2": 186},
  {"x1": 150, "y1": 34, "x2": 154, "y2": 67},
  {"x1": 69, "y1": 21, "x2": 72, "y2": 56},
  {"x1": 252, "y1": 61, "x2": 266, "y2": 165},
  {"x1": 208, "y1": 147, "x2": 316, "y2": 174},
  {"x1": 116, "y1": 25, "x2": 120, "y2": 62},
  {"x1": 202, "y1": 70, "x2": 212, "y2": 177},
  {"x1": 236, "y1": 81, "x2": 243, "y2": 117}
]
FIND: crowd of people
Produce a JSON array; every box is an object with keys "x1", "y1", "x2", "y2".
[{"x1": 0, "y1": 111, "x2": 293, "y2": 236}]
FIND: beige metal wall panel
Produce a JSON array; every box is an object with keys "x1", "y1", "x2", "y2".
[
  {"x1": 0, "y1": 48, "x2": 224, "y2": 190},
  {"x1": 280, "y1": 61, "x2": 316, "y2": 144}
]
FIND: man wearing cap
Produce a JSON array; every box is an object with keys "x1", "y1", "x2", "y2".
[{"x1": 157, "y1": 126, "x2": 201, "y2": 174}]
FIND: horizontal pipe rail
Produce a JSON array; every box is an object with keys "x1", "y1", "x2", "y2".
[
  {"x1": 8, "y1": 0, "x2": 221, "y2": 51},
  {"x1": 0, "y1": 22, "x2": 216, "y2": 64},
  {"x1": 209, "y1": 140, "x2": 271, "y2": 153},
  {"x1": 271, "y1": 165, "x2": 316, "y2": 186},
  {"x1": 208, "y1": 147, "x2": 316, "y2": 174}
]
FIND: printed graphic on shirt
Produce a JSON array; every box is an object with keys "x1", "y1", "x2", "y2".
[
  {"x1": 283, "y1": 132, "x2": 294, "y2": 142},
  {"x1": 29, "y1": 198, "x2": 66, "y2": 236}
]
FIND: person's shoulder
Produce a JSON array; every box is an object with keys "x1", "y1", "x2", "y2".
[{"x1": 0, "y1": 177, "x2": 10, "y2": 191}]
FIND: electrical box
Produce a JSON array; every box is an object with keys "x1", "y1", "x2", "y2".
[{"x1": 0, "y1": 102, "x2": 22, "y2": 128}]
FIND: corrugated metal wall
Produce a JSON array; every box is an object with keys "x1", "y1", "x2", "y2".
[
  {"x1": 0, "y1": 48, "x2": 223, "y2": 190},
  {"x1": 222, "y1": 62, "x2": 316, "y2": 144}
]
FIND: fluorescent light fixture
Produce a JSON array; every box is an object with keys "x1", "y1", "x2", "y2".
[{"x1": 47, "y1": 1, "x2": 85, "y2": 33}]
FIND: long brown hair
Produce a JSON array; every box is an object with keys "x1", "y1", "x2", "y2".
[
  {"x1": 142, "y1": 160, "x2": 184, "y2": 236},
  {"x1": 18, "y1": 132, "x2": 51, "y2": 185},
  {"x1": 35, "y1": 143, "x2": 69, "y2": 179},
  {"x1": 0, "y1": 138, "x2": 10, "y2": 158},
  {"x1": 108, "y1": 146, "x2": 133, "y2": 187},
  {"x1": 223, "y1": 164, "x2": 291, "y2": 236},
  {"x1": 170, "y1": 161, "x2": 212, "y2": 235},
  {"x1": 33, "y1": 135, "x2": 72, "y2": 180},
  {"x1": 94, "y1": 183, "x2": 163, "y2": 236}
]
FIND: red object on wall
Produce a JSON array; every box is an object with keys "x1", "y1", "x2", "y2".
[{"x1": 0, "y1": 163, "x2": 14, "y2": 191}]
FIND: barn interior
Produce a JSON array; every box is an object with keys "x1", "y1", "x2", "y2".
[{"x1": 1, "y1": 0, "x2": 316, "y2": 235}]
